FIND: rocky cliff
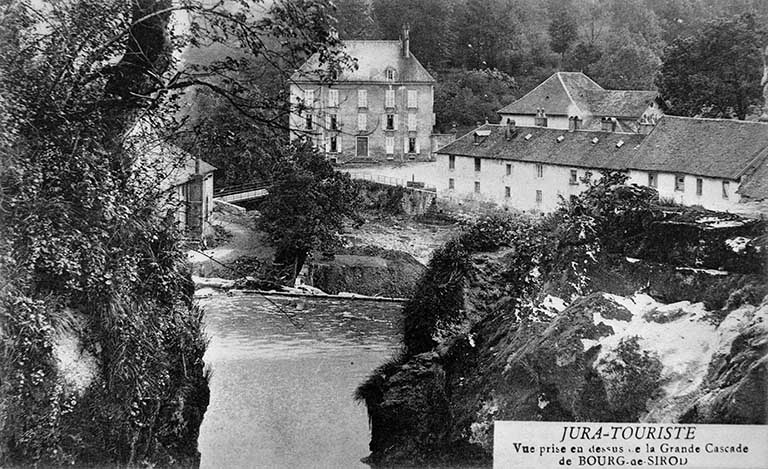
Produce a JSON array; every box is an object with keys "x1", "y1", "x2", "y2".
[{"x1": 356, "y1": 174, "x2": 767, "y2": 467}]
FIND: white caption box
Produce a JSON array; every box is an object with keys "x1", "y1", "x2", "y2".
[{"x1": 494, "y1": 421, "x2": 768, "y2": 469}]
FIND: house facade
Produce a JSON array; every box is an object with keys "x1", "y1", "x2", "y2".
[
  {"x1": 497, "y1": 72, "x2": 662, "y2": 133},
  {"x1": 289, "y1": 27, "x2": 436, "y2": 162},
  {"x1": 435, "y1": 117, "x2": 768, "y2": 215}
]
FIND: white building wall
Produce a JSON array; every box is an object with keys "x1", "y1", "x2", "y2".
[
  {"x1": 626, "y1": 170, "x2": 742, "y2": 213},
  {"x1": 499, "y1": 113, "x2": 571, "y2": 130},
  {"x1": 436, "y1": 155, "x2": 589, "y2": 212},
  {"x1": 435, "y1": 155, "x2": 747, "y2": 214}
]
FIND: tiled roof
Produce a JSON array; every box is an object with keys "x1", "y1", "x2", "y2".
[
  {"x1": 436, "y1": 124, "x2": 644, "y2": 171},
  {"x1": 497, "y1": 72, "x2": 655, "y2": 118},
  {"x1": 573, "y1": 90, "x2": 658, "y2": 118},
  {"x1": 738, "y1": 148, "x2": 768, "y2": 199},
  {"x1": 292, "y1": 40, "x2": 435, "y2": 83},
  {"x1": 628, "y1": 116, "x2": 768, "y2": 179}
]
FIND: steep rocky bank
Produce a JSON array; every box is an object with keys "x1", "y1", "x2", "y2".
[
  {"x1": 307, "y1": 246, "x2": 425, "y2": 298},
  {"x1": 357, "y1": 177, "x2": 767, "y2": 467}
]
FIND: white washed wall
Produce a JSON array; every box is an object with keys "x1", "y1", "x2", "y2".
[
  {"x1": 435, "y1": 155, "x2": 590, "y2": 212},
  {"x1": 498, "y1": 113, "x2": 571, "y2": 130},
  {"x1": 626, "y1": 170, "x2": 742, "y2": 213},
  {"x1": 435, "y1": 156, "x2": 749, "y2": 214}
]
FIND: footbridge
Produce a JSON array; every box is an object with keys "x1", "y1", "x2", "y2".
[{"x1": 214, "y1": 180, "x2": 272, "y2": 204}]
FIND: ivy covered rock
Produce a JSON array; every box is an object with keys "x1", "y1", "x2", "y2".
[{"x1": 357, "y1": 174, "x2": 768, "y2": 467}]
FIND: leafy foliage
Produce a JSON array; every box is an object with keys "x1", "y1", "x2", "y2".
[
  {"x1": 656, "y1": 14, "x2": 767, "y2": 119},
  {"x1": 259, "y1": 140, "x2": 363, "y2": 267},
  {"x1": 548, "y1": 3, "x2": 579, "y2": 60},
  {"x1": 433, "y1": 69, "x2": 517, "y2": 133},
  {"x1": 0, "y1": 0, "x2": 347, "y2": 466},
  {"x1": 599, "y1": 336, "x2": 663, "y2": 422}
]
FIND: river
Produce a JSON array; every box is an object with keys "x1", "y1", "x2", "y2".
[{"x1": 197, "y1": 293, "x2": 403, "y2": 469}]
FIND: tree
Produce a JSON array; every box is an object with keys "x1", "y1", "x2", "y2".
[
  {"x1": 455, "y1": 0, "x2": 519, "y2": 70},
  {"x1": 259, "y1": 140, "x2": 362, "y2": 271},
  {"x1": 0, "y1": 0, "x2": 347, "y2": 466},
  {"x1": 564, "y1": 41, "x2": 603, "y2": 74},
  {"x1": 548, "y1": 4, "x2": 579, "y2": 64},
  {"x1": 656, "y1": 14, "x2": 767, "y2": 120},
  {"x1": 371, "y1": 0, "x2": 456, "y2": 67},
  {"x1": 333, "y1": 0, "x2": 376, "y2": 39},
  {"x1": 590, "y1": 37, "x2": 660, "y2": 90},
  {"x1": 434, "y1": 68, "x2": 518, "y2": 133}
]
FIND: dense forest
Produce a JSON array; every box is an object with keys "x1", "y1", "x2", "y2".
[
  {"x1": 183, "y1": 0, "x2": 767, "y2": 190},
  {"x1": 334, "y1": 0, "x2": 768, "y2": 131}
]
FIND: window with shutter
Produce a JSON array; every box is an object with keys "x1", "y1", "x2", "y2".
[
  {"x1": 328, "y1": 89, "x2": 338, "y2": 107},
  {"x1": 675, "y1": 174, "x2": 685, "y2": 192},
  {"x1": 304, "y1": 89, "x2": 314, "y2": 105},
  {"x1": 408, "y1": 113, "x2": 416, "y2": 131},
  {"x1": 386, "y1": 89, "x2": 395, "y2": 108},
  {"x1": 386, "y1": 136, "x2": 394, "y2": 154},
  {"x1": 449, "y1": 178, "x2": 455, "y2": 189},
  {"x1": 358, "y1": 113, "x2": 366, "y2": 131},
  {"x1": 358, "y1": 89, "x2": 367, "y2": 108},
  {"x1": 722, "y1": 181, "x2": 730, "y2": 199},
  {"x1": 407, "y1": 90, "x2": 417, "y2": 108}
]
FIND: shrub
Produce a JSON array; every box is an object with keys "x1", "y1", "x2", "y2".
[{"x1": 599, "y1": 336, "x2": 663, "y2": 422}]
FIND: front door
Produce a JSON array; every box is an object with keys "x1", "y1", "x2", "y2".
[{"x1": 356, "y1": 137, "x2": 368, "y2": 157}]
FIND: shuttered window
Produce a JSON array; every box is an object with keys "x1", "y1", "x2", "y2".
[
  {"x1": 386, "y1": 89, "x2": 395, "y2": 108},
  {"x1": 328, "y1": 89, "x2": 339, "y2": 107},
  {"x1": 358, "y1": 89, "x2": 367, "y2": 108},
  {"x1": 407, "y1": 90, "x2": 417, "y2": 108}
]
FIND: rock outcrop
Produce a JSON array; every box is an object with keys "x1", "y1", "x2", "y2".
[{"x1": 357, "y1": 181, "x2": 768, "y2": 467}]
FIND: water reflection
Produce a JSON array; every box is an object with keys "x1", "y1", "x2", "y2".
[{"x1": 198, "y1": 293, "x2": 402, "y2": 469}]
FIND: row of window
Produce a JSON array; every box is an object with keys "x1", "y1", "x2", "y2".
[
  {"x1": 305, "y1": 112, "x2": 418, "y2": 132},
  {"x1": 448, "y1": 178, "x2": 544, "y2": 203},
  {"x1": 651, "y1": 173, "x2": 729, "y2": 198},
  {"x1": 325, "y1": 136, "x2": 420, "y2": 156},
  {"x1": 303, "y1": 89, "x2": 419, "y2": 109},
  {"x1": 448, "y1": 157, "x2": 731, "y2": 199}
]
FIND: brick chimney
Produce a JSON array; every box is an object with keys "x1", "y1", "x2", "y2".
[
  {"x1": 505, "y1": 119, "x2": 517, "y2": 139},
  {"x1": 601, "y1": 117, "x2": 616, "y2": 132},
  {"x1": 401, "y1": 24, "x2": 410, "y2": 58}
]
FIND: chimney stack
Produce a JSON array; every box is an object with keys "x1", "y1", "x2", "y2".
[
  {"x1": 505, "y1": 118, "x2": 517, "y2": 140},
  {"x1": 601, "y1": 117, "x2": 616, "y2": 132},
  {"x1": 401, "y1": 24, "x2": 410, "y2": 58}
]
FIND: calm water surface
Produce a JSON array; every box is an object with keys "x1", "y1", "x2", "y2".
[{"x1": 197, "y1": 293, "x2": 402, "y2": 469}]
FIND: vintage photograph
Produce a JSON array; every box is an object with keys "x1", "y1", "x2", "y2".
[{"x1": 0, "y1": 0, "x2": 766, "y2": 467}]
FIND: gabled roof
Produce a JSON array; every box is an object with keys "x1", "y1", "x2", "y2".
[
  {"x1": 574, "y1": 90, "x2": 658, "y2": 119},
  {"x1": 498, "y1": 71, "x2": 656, "y2": 119},
  {"x1": 291, "y1": 40, "x2": 435, "y2": 84},
  {"x1": 738, "y1": 148, "x2": 768, "y2": 200},
  {"x1": 627, "y1": 116, "x2": 768, "y2": 180},
  {"x1": 436, "y1": 124, "x2": 644, "y2": 171}
]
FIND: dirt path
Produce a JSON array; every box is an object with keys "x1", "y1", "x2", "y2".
[{"x1": 187, "y1": 212, "x2": 275, "y2": 278}]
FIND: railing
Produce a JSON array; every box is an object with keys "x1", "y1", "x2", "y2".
[
  {"x1": 214, "y1": 179, "x2": 272, "y2": 198},
  {"x1": 346, "y1": 171, "x2": 437, "y2": 193},
  {"x1": 214, "y1": 179, "x2": 272, "y2": 203}
]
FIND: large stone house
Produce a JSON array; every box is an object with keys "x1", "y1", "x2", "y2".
[
  {"x1": 435, "y1": 116, "x2": 768, "y2": 215},
  {"x1": 497, "y1": 72, "x2": 662, "y2": 133},
  {"x1": 289, "y1": 26, "x2": 436, "y2": 162}
]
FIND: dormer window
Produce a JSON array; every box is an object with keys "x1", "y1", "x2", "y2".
[{"x1": 385, "y1": 68, "x2": 396, "y2": 81}]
